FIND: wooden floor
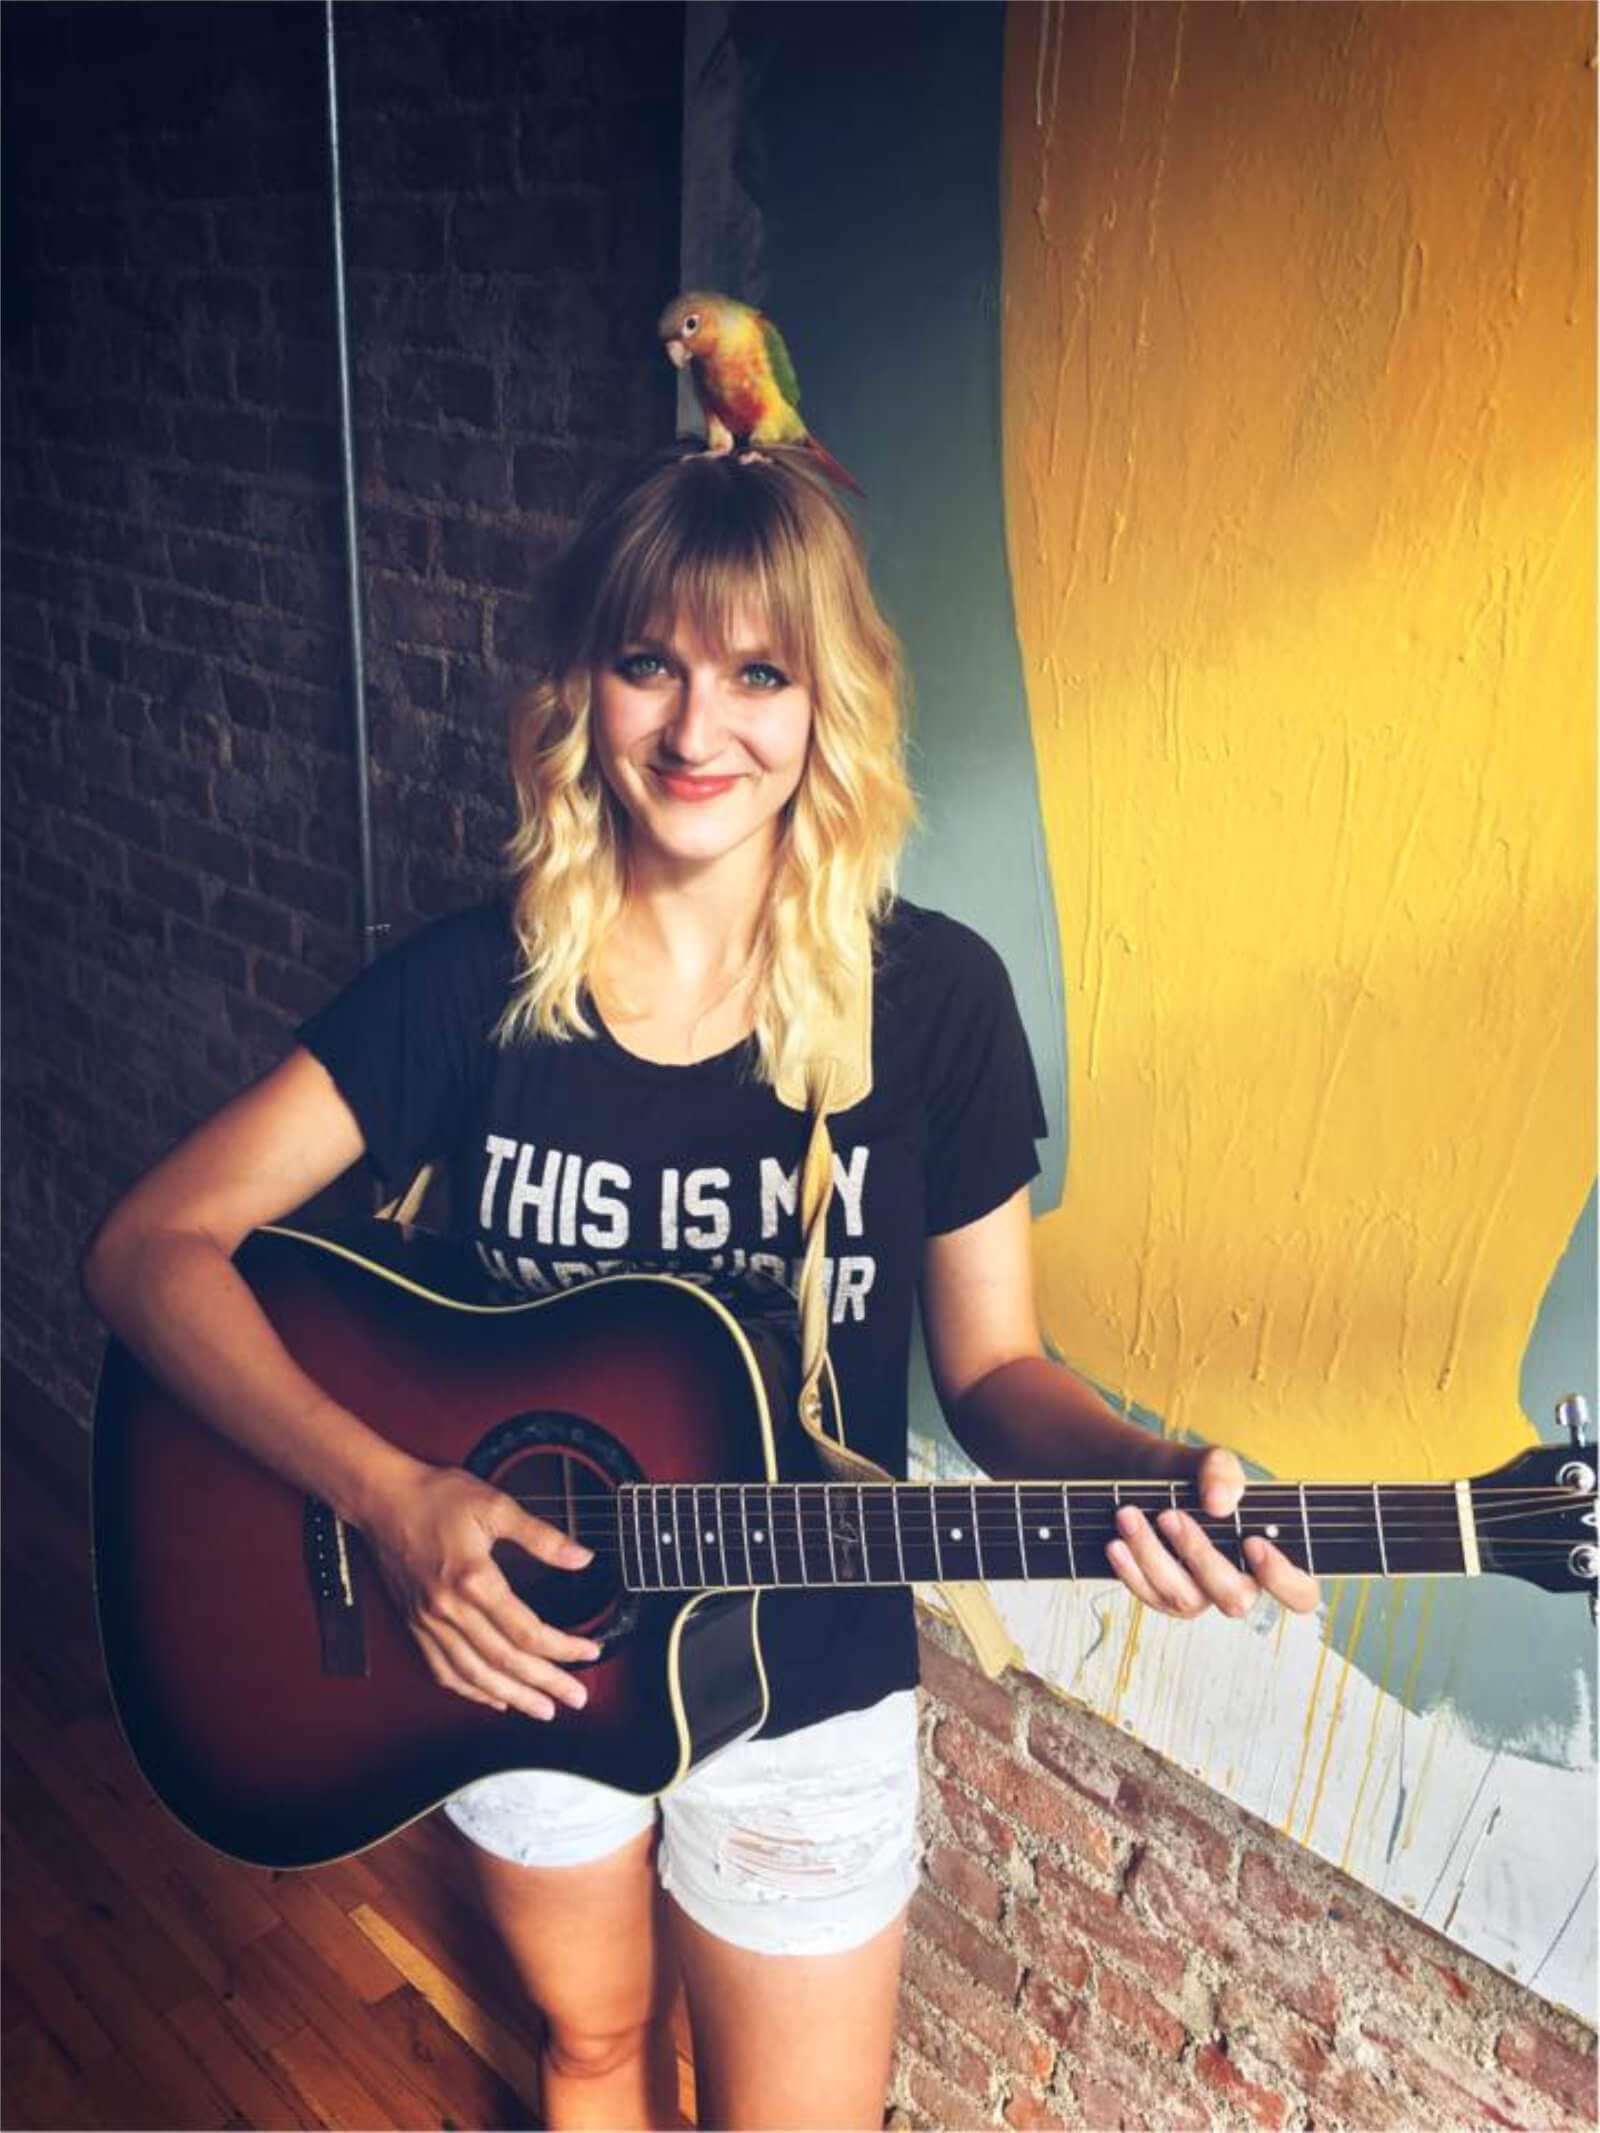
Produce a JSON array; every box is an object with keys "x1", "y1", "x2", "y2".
[{"x1": 1, "y1": 1366, "x2": 695, "y2": 2131}]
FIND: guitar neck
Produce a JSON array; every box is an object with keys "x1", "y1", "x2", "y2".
[{"x1": 616, "y1": 1476, "x2": 1482, "y2": 1591}]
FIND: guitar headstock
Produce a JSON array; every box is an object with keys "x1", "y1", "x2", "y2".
[{"x1": 1473, "y1": 1395, "x2": 1598, "y2": 1600}]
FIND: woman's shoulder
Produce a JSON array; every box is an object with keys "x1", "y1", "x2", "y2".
[
  {"x1": 874, "y1": 896, "x2": 1013, "y2": 1000},
  {"x1": 386, "y1": 895, "x2": 518, "y2": 976}
]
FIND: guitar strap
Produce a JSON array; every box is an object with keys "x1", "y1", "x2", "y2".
[
  {"x1": 782, "y1": 944, "x2": 1020, "y2": 1685},
  {"x1": 377, "y1": 934, "x2": 1019, "y2": 1682}
]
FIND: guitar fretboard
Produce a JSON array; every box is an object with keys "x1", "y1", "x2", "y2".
[{"x1": 614, "y1": 1478, "x2": 1476, "y2": 1591}]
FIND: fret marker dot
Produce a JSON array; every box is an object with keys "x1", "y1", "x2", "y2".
[
  {"x1": 664, "y1": 1534, "x2": 674, "y2": 1546},
  {"x1": 754, "y1": 1529, "x2": 765, "y2": 1544},
  {"x1": 703, "y1": 1531, "x2": 716, "y2": 1545},
  {"x1": 951, "y1": 1526, "x2": 964, "y2": 1540},
  {"x1": 1039, "y1": 1527, "x2": 1052, "y2": 1539},
  {"x1": 1264, "y1": 1523, "x2": 1280, "y2": 1541}
]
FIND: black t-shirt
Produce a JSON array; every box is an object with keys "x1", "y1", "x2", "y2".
[{"x1": 298, "y1": 895, "x2": 1045, "y2": 1736}]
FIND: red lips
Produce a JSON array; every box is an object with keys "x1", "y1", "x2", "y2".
[{"x1": 652, "y1": 770, "x2": 741, "y2": 801}]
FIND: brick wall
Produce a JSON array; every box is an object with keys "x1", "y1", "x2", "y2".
[
  {"x1": 892, "y1": 1613, "x2": 1596, "y2": 2131},
  {"x1": 1, "y1": 1, "x2": 682, "y2": 1414}
]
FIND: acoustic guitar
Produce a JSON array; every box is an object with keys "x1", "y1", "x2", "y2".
[{"x1": 92, "y1": 1221, "x2": 1599, "y2": 1870}]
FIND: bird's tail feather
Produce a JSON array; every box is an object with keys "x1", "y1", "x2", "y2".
[{"x1": 803, "y1": 432, "x2": 865, "y2": 498}]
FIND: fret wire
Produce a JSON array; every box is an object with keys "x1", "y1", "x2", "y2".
[
  {"x1": 714, "y1": 1487, "x2": 731, "y2": 1589},
  {"x1": 669, "y1": 1485, "x2": 686, "y2": 1587},
  {"x1": 1062, "y1": 1483, "x2": 1078, "y2": 1579},
  {"x1": 650, "y1": 1486, "x2": 665, "y2": 1590},
  {"x1": 759, "y1": 1483, "x2": 775, "y2": 1581},
  {"x1": 796, "y1": 1488, "x2": 812, "y2": 1586},
  {"x1": 970, "y1": 1482, "x2": 985, "y2": 1578},
  {"x1": 1299, "y1": 1482, "x2": 1315, "y2": 1575},
  {"x1": 824, "y1": 1486, "x2": 839, "y2": 1583},
  {"x1": 891, "y1": 1486, "x2": 909, "y2": 1583},
  {"x1": 928, "y1": 1485, "x2": 946, "y2": 1580},
  {"x1": 857, "y1": 1483, "x2": 869, "y2": 1582},
  {"x1": 1014, "y1": 1487, "x2": 1031, "y2": 1579},
  {"x1": 691, "y1": 1483, "x2": 709, "y2": 1589},
  {"x1": 737, "y1": 1483, "x2": 754, "y2": 1587},
  {"x1": 632, "y1": 1487, "x2": 649, "y2": 1592},
  {"x1": 618, "y1": 1490, "x2": 637, "y2": 1591},
  {"x1": 1373, "y1": 1483, "x2": 1389, "y2": 1577}
]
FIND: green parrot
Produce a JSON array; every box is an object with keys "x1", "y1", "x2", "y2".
[{"x1": 657, "y1": 290, "x2": 864, "y2": 496}]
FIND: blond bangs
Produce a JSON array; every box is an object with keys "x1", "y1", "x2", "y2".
[{"x1": 498, "y1": 448, "x2": 915, "y2": 1088}]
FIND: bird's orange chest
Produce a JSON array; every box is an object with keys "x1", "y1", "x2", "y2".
[{"x1": 699, "y1": 342, "x2": 772, "y2": 428}]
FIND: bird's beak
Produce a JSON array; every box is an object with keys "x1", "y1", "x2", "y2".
[{"x1": 664, "y1": 339, "x2": 689, "y2": 370}]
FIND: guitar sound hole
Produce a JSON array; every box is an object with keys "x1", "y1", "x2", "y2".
[{"x1": 488, "y1": 1446, "x2": 628, "y2": 1655}]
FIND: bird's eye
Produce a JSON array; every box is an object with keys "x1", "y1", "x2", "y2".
[{"x1": 683, "y1": 313, "x2": 701, "y2": 335}]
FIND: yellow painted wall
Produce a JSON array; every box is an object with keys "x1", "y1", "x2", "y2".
[{"x1": 1001, "y1": 3, "x2": 1594, "y2": 1477}]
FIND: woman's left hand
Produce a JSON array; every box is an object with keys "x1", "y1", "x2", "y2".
[{"x1": 1106, "y1": 1445, "x2": 1322, "y2": 1621}]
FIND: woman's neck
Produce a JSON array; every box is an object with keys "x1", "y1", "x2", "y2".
[
  {"x1": 592, "y1": 846, "x2": 774, "y2": 1063},
  {"x1": 614, "y1": 842, "x2": 773, "y2": 984}
]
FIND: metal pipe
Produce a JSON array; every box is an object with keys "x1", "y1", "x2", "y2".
[{"x1": 323, "y1": 0, "x2": 380, "y2": 965}]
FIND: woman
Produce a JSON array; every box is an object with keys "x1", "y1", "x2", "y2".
[{"x1": 84, "y1": 446, "x2": 1318, "y2": 2132}]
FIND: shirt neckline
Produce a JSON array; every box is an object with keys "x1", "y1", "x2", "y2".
[{"x1": 586, "y1": 996, "x2": 757, "y2": 1082}]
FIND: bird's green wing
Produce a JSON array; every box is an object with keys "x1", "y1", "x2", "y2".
[{"x1": 760, "y1": 315, "x2": 803, "y2": 413}]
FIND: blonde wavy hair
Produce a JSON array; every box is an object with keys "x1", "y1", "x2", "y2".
[{"x1": 498, "y1": 446, "x2": 915, "y2": 1092}]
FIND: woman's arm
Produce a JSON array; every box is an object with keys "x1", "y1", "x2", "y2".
[
  {"x1": 82, "y1": 1048, "x2": 601, "y2": 1714},
  {"x1": 921, "y1": 1188, "x2": 1319, "y2": 1619}
]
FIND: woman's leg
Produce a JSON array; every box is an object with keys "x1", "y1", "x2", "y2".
[
  {"x1": 657, "y1": 1691, "x2": 921, "y2": 2129},
  {"x1": 469, "y1": 1826, "x2": 683, "y2": 2131},
  {"x1": 672, "y1": 1899, "x2": 908, "y2": 2131}
]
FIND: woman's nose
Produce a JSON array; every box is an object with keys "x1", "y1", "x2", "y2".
[{"x1": 661, "y1": 671, "x2": 724, "y2": 762}]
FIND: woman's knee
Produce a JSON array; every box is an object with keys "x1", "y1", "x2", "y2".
[{"x1": 542, "y1": 2013, "x2": 660, "y2": 2084}]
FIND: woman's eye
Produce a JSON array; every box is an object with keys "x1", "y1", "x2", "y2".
[
  {"x1": 615, "y1": 652, "x2": 665, "y2": 682},
  {"x1": 741, "y1": 662, "x2": 789, "y2": 690}
]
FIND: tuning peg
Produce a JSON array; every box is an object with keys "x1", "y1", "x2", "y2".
[{"x1": 1556, "y1": 1394, "x2": 1591, "y2": 1449}]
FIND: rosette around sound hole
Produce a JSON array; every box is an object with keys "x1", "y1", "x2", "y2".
[{"x1": 466, "y1": 1411, "x2": 643, "y2": 1657}]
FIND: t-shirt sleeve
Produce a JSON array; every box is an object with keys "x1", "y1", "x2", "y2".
[
  {"x1": 296, "y1": 902, "x2": 513, "y2": 1193},
  {"x1": 918, "y1": 919, "x2": 1049, "y2": 1235}
]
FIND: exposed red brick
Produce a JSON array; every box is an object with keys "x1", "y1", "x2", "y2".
[
  {"x1": 1002, "y1": 2085, "x2": 1070, "y2": 2130},
  {"x1": 1195, "y1": 2042, "x2": 1289, "y2": 2130},
  {"x1": 898, "y1": 1983, "x2": 993, "y2": 2100},
  {"x1": 1496, "y1": 2017, "x2": 1599, "y2": 2121},
  {"x1": 904, "y1": 1939, "x2": 1057, "y2": 2089},
  {"x1": 925, "y1": 1843, "x2": 1004, "y2": 1926},
  {"x1": 1064, "y1": 2013, "x2": 1211, "y2": 2131},
  {"x1": 904, "y1": 2055, "x2": 992, "y2": 2132},
  {"x1": 1021, "y1": 1969, "x2": 1090, "y2": 2051},
  {"x1": 908, "y1": 1887, "x2": 1022, "y2": 2005},
  {"x1": 1112, "y1": 1774, "x2": 1234, "y2": 1884},
  {"x1": 1237, "y1": 1846, "x2": 1329, "y2": 1929},
  {"x1": 1096, "y1": 1969, "x2": 1187, "y2": 2058},
  {"x1": 1128, "y1": 1854, "x2": 1338, "y2": 2029},
  {"x1": 1029, "y1": 1857, "x2": 1187, "y2": 1995},
  {"x1": 932, "y1": 1771, "x2": 1016, "y2": 1868},
  {"x1": 919, "y1": 1627, "x2": 1016, "y2": 1741},
  {"x1": 1428, "y1": 1957, "x2": 1477, "y2": 2007},
  {"x1": 1027, "y1": 1706, "x2": 1126, "y2": 1810},
  {"x1": 1363, "y1": 2022, "x2": 1526, "y2": 2128},
  {"x1": 933, "y1": 1717, "x2": 1120, "y2": 1874}
]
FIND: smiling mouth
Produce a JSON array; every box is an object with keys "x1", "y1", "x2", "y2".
[{"x1": 651, "y1": 769, "x2": 741, "y2": 801}]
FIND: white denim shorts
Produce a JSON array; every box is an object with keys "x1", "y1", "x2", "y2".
[{"x1": 444, "y1": 1690, "x2": 921, "y2": 1956}]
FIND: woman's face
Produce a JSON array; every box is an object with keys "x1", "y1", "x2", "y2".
[{"x1": 590, "y1": 608, "x2": 813, "y2": 884}]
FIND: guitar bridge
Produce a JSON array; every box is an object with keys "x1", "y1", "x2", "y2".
[{"x1": 303, "y1": 1497, "x2": 368, "y2": 1677}]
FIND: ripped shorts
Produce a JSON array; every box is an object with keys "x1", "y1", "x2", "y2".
[{"x1": 443, "y1": 1690, "x2": 921, "y2": 1956}]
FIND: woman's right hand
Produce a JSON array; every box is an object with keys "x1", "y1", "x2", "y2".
[{"x1": 360, "y1": 1462, "x2": 605, "y2": 1720}]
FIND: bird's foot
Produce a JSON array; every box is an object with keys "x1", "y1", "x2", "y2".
[{"x1": 735, "y1": 448, "x2": 773, "y2": 466}]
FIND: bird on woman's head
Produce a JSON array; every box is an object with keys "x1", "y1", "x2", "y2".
[{"x1": 657, "y1": 289, "x2": 864, "y2": 497}]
